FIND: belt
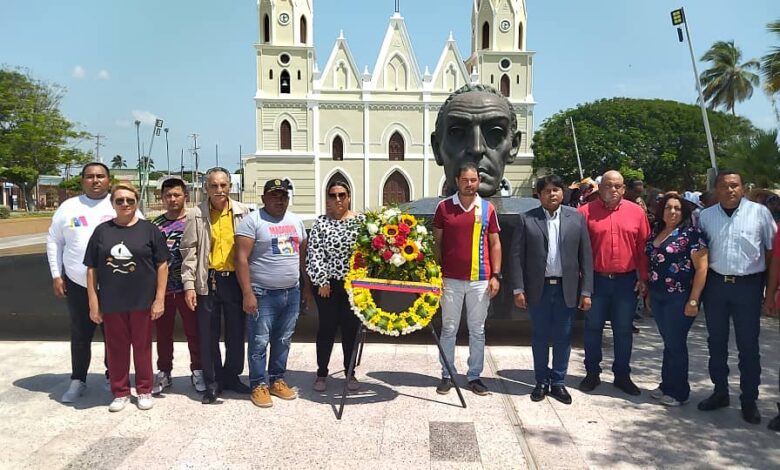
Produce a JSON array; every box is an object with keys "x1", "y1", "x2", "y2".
[
  {"x1": 595, "y1": 271, "x2": 634, "y2": 279},
  {"x1": 209, "y1": 270, "x2": 234, "y2": 278},
  {"x1": 709, "y1": 270, "x2": 763, "y2": 284},
  {"x1": 544, "y1": 277, "x2": 562, "y2": 285}
]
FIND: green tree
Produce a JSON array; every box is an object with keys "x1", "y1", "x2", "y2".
[
  {"x1": 699, "y1": 40, "x2": 760, "y2": 116},
  {"x1": 761, "y1": 19, "x2": 780, "y2": 121},
  {"x1": 110, "y1": 154, "x2": 127, "y2": 169},
  {"x1": 531, "y1": 98, "x2": 754, "y2": 190},
  {"x1": 720, "y1": 129, "x2": 780, "y2": 188},
  {"x1": 0, "y1": 67, "x2": 87, "y2": 210},
  {"x1": 139, "y1": 156, "x2": 154, "y2": 171}
]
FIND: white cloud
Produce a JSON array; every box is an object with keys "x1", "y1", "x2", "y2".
[
  {"x1": 115, "y1": 119, "x2": 131, "y2": 128},
  {"x1": 131, "y1": 110, "x2": 158, "y2": 126},
  {"x1": 72, "y1": 65, "x2": 86, "y2": 79},
  {"x1": 96, "y1": 69, "x2": 110, "y2": 80}
]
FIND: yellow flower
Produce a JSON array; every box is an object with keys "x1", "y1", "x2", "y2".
[
  {"x1": 383, "y1": 224, "x2": 399, "y2": 237},
  {"x1": 400, "y1": 214, "x2": 417, "y2": 228},
  {"x1": 401, "y1": 240, "x2": 420, "y2": 261}
]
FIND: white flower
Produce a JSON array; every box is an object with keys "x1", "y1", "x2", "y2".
[
  {"x1": 390, "y1": 253, "x2": 406, "y2": 267},
  {"x1": 415, "y1": 241, "x2": 423, "y2": 251},
  {"x1": 416, "y1": 225, "x2": 428, "y2": 235},
  {"x1": 366, "y1": 222, "x2": 379, "y2": 235}
]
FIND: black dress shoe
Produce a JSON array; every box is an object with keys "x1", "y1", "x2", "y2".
[
  {"x1": 223, "y1": 380, "x2": 251, "y2": 394},
  {"x1": 530, "y1": 383, "x2": 548, "y2": 402},
  {"x1": 549, "y1": 385, "x2": 573, "y2": 405},
  {"x1": 768, "y1": 403, "x2": 780, "y2": 432},
  {"x1": 579, "y1": 373, "x2": 601, "y2": 392},
  {"x1": 201, "y1": 391, "x2": 217, "y2": 404},
  {"x1": 697, "y1": 393, "x2": 730, "y2": 411},
  {"x1": 613, "y1": 375, "x2": 641, "y2": 396},
  {"x1": 741, "y1": 401, "x2": 761, "y2": 424}
]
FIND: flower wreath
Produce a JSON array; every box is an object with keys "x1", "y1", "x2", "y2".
[{"x1": 345, "y1": 207, "x2": 443, "y2": 336}]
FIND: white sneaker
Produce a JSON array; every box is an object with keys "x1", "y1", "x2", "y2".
[
  {"x1": 659, "y1": 395, "x2": 688, "y2": 407},
  {"x1": 152, "y1": 371, "x2": 172, "y2": 395},
  {"x1": 191, "y1": 370, "x2": 206, "y2": 393},
  {"x1": 650, "y1": 387, "x2": 664, "y2": 400},
  {"x1": 61, "y1": 379, "x2": 86, "y2": 403},
  {"x1": 137, "y1": 393, "x2": 154, "y2": 410},
  {"x1": 108, "y1": 396, "x2": 130, "y2": 412}
]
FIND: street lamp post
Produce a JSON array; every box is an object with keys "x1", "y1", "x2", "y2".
[
  {"x1": 134, "y1": 120, "x2": 142, "y2": 192},
  {"x1": 164, "y1": 128, "x2": 170, "y2": 176},
  {"x1": 671, "y1": 7, "x2": 718, "y2": 189}
]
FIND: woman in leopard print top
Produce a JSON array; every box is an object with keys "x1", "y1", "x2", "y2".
[{"x1": 305, "y1": 180, "x2": 365, "y2": 393}]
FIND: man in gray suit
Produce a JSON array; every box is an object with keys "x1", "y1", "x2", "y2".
[{"x1": 511, "y1": 175, "x2": 594, "y2": 404}]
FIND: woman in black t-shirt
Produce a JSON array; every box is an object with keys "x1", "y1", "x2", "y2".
[{"x1": 84, "y1": 184, "x2": 169, "y2": 412}]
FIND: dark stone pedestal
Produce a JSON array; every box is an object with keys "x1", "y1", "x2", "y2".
[{"x1": 402, "y1": 196, "x2": 540, "y2": 320}]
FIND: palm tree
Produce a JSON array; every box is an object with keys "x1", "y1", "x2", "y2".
[
  {"x1": 110, "y1": 154, "x2": 126, "y2": 169},
  {"x1": 721, "y1": 129, "x2": 780, "y2": 188},
  {"x1": 699, "y1": 40, "x2": 760, "y2": 115},
  {"x1": 139, "y1": 156, "x2": 154, "y2": 171},
  {"x1": 761, "y1": 20, "x2": 780, "y2": 122}
]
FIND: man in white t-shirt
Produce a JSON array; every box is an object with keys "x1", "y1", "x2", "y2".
[
  {"x1": 234, "y1": 179, "x2": 311, "y2": 408},
  {"x1": 47, "y1": 162, "x2": 116, "y2": 403}
]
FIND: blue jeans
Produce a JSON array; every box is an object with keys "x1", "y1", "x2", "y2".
[
  {"x1": 528, "y1": 283, "x2": 575, "y2": 385},
  {"x1": 702, "y1": 272, "x2": 763, "y2": 404},
  {"x1": 247, "y1": 284, "x2": 300, "y2": 388},
  {"x1": 584, "y1": 274, "x2": 637, "y2": 376},
  {"x1": 651, "y1": 289, "x2": 694, "y2": 402},
  {"x1": 439, "y1": 278, "x2": 489, "y2": 382}
]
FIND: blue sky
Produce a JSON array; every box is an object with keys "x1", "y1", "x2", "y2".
[{"x1": 1, "y1": 0, "x2": 777, "y2": 173}]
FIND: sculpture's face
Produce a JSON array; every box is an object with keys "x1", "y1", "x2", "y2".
[{"x1": 432, "y1": 92, "x2": 521, "y2": 197}]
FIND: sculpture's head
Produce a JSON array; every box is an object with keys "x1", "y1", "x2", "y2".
[{"x1": 432, "y1": 84, "x2": 522, "y2": 198}]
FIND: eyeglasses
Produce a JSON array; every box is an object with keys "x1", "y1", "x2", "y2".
[
  {"x1": 114, "y1": 198, "x2": 137, "y2": 206},
  {"x1": 328, "y1": 192, "x2": 348, "y2": 200}
]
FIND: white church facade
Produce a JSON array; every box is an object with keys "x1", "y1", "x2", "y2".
[{"x1": 242, "y1": 0, "x2": 536, "y2": 217}]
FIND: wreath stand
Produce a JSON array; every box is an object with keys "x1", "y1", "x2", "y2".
[{"x1": 335, "y1": 322, "x2": 467, "y2": 420}]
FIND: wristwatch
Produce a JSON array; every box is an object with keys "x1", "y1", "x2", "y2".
[
  {"x1": 491, "y1": 272, "x2": 503, "y2": 280},
  {"x1": 688, "y1": 299, "x2": 699, "y2": 307}
]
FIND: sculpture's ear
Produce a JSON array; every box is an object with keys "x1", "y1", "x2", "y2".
[
  {"x1": 431, "y1": 132, "x2": 443, "y2": 166},
  {"x1": 507, "y1": 130, "x2": 522, "y2": 164}
]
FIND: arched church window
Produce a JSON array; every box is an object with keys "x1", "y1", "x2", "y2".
[
  {"x1": 300, "y1": 16, "x2": 307, "y2": 44},
  {"x1": 280, "y1": 70, "x2": 290, "y2": 94},
  {"x1": 389, "y1": 132, "x2": 404, "y2": 161},
  {"x1": 500, "y1": 74, "x2": 510, "y2": 97},
  {"x1": 280, "y1": 120, "x2": 292, "y2": 150},
  {"x1": 482, "y1": 22, "x2": 490, "y2": 50},
  {"x1": 382, "y1": 171, "x2": 410, "y2": 205},
  {"x1": 332, "y1": 136, "x2": 344, "y2": 161},
  {"x1": 263, "y1": 15, "x2": 270, "y2": 43}
]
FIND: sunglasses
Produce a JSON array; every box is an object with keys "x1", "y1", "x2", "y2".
[
  {"x1": 328, "y1": 192, "x2": 348, "y2": 200},
  {"x1": 114, "y1": 198, "x2": 137, "y2": 206}
]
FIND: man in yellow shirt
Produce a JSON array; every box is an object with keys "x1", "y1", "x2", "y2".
[{"x1": 181, "y1": 167, "x2": 251, "y2": 404}]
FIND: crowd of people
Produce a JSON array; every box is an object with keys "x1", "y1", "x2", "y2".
[{"x1": 45, "y1": 161, "x2": 779, "y2": 432}]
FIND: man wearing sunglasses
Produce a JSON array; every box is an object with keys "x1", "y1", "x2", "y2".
[{"x1": 180, "y1": 167, "x2": 251, "y2": 404}]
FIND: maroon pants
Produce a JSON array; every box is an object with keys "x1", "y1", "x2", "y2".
[
  {"x1": 155, "y1": 292, "x2": 201, "y2": 372},
  {"x1": 103, "y1": 310, "x2": 154, "y2": 397}
]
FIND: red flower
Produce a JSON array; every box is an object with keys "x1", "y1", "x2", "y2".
[
  {"x1": 382, "y1": 250, "x2": 393, "y2": 261},
  {"x1": 394, "y1": 235, "x2": 407, "y2": 247},
  {"x1": 397, "y1": 223, "x2": 411, "y2": 236},
  {"x1": 371, "y1": 235, "x2": 385, "y2": 250},
  {"x1": 416, "y1": 252, "x2": 424, "y2": 261},
  {"x1": 354, "y1": 253, "x2": 366, "y2": 268}
]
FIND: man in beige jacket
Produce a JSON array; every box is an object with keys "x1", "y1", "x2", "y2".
[{"x1": 181, "y1": 167, "x2": 251, "y2": 404}]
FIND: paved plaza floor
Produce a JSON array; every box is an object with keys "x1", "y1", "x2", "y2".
[{"x1": 0, "y1": 316, "x2": 778, "y2": 469}]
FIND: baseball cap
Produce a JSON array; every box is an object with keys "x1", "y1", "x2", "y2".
[{"x1": 263, "y1": 178, "x2": 289, "y2": 194}]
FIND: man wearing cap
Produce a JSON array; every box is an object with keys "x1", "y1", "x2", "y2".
[
  {"x1": 235, "y1": 179, "x2": 312, "y2": 408},
  {"x1": 151, "y1": 177, "x2": 204, "y2": 395},
  {"x1": 181, "y1": 167, "x2": 251, "y2": 404}
]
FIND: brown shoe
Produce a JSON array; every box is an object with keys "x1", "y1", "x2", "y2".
[
  {"x1": 270, "y1": 379, "x2": 298, "y2": 400},
  {"x1": 250, "y1": 385, "x2": 273, "y2": 408}
]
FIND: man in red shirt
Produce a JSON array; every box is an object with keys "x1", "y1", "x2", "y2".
[
  {"x1": 578, "y1": 170, "x2": 650, "y2": 396},
  {"x1": 433, "y1": 163, "x2": 502, "y2": 396}
]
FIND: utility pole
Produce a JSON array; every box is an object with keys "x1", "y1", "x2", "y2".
[
  {"x1": 164, "y1": 128, "x2": 170, "y2": 176},
  {"x1": 216, "y1": 143, "x2": 219, "y2": 167},
  {"x1": 190, "y1": 133, "x2": 200, "y2": 204},
  {"x1": 94, "y1": 134, "x2": 106, "y2": 163},
  {"x1": 180, "y1": 148, "x2": 184, "y2": 178},
  {"x1": 566, "y1": 117, "x2": 584, "y2": 180},
  {"x1": 238, "y1": 144, "x2": 243, "y2": 202}
]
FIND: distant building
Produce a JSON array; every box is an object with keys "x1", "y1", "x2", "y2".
[{"x1": 243, "y1": 0, "x2": 536, "y2": 217}]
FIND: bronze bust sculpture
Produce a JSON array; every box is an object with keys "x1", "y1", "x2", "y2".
[{"x1": 431, "y1": 84, "x2": 523, "y2": 198}]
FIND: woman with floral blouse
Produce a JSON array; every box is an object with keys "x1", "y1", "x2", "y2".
[{"x1": 645, "y1": 192, "x2": 709, "y2": 406}]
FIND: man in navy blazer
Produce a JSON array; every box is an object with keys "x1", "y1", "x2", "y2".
[{"x1": 511, "y1": 175, "x2": 594, "y2": 404}]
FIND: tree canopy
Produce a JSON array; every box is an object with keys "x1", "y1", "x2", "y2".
[
  {"x1": 0, "y1": 67, "x2": 88, "y2": 209},
  {"x1": 531, "y1": 98, "x2": 754, "y2": 190},
  {"x1": 721, "y1": 129, "x2": 780, "y2": 188}
]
